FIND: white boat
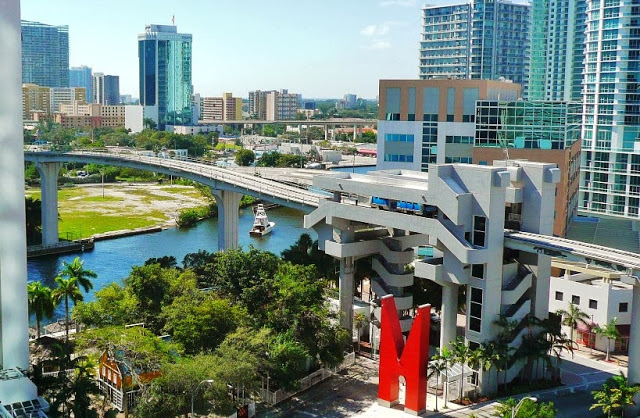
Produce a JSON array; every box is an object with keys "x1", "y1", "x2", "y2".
[{"x1": 250, "y1": 204, "x2": 275, "y2": 236}]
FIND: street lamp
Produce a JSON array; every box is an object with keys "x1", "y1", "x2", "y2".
[
  {"x1": 191, "y1": 379, "x2": 214, "y2": 417},
  {"x1": 512, "y1": 396, "x2": 537, "y2": 418}
]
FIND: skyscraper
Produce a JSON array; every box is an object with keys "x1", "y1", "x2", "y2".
[
  {"x1": 419, "y1": 0, "x2": 530, "y2": 95},
  {"x1": 21, "y1": 20, "x2": 69, "y2": 87},
  {"x1": 69, "y1": 65, "x2": 92, "y2": 103},
  {"x1": 528, "y1": 0, "x2": 586, "y2": 101},
  {"x1": 93, "y1": 72, "x2": 120, "y2": 105},
  {"x1": 579, "y1": 0, "x2": 640, "y2": 219},
  {"x1": 138, "y1": 24, "x2": 193, "y2": 130}
]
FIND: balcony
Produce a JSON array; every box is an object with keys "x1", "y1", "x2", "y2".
[{"x1": 414, "y1": 257, "x2": 444, "y2": 282}]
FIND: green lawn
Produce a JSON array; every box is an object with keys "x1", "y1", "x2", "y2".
[{"x1": 59, "y1": 210, "x2": 167, "y2": 239}]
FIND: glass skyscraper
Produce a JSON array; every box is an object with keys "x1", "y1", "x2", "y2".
[
  {"x1": 21, "y1": 20, "x2": 69, "y2": 87},
  {"x1": 420, "y1": 0, "x2": 530, "y2": 96},
  {"x1": 138, "y1": 24, "x2": 193, "y2": 129},
  {"x1": 69, "y1": 65, "x2": 92, "y2": 103},
  {"x1": 580, "y1": 0, "x2": 640, "y2": 218},
  {"x1": 528, "y1": 0, "x2": 586, "y2": 101}
]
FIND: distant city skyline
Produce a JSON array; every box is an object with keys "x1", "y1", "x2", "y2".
[{"x1": 21, "y1": 0, "x2": 460, "y2": 99}]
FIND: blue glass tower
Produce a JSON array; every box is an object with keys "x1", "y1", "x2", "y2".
[
  {"x1": 21, "y1": 20, "x2": 69, "y2": 87},
  {"x1": 138, "y1": 24, "x2": 193, "y2": 130},
  {"x1": 69, "y1": 65, "x2": 92, "y2": 103}
]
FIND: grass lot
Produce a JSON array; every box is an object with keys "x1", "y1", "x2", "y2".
[{"x1": 26, "y1": 184, "x2": 209, "y2": 239}]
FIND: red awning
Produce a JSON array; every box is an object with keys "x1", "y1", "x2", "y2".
[
  {"x1": 358, "y1": 149, "x2": 377, "y2": 155},
  {"x1": 577, "y1": 321, "x2": 597, "y2": 332}
]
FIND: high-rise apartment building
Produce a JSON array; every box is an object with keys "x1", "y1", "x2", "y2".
[
  {"x1": 69, "y1": 65, "x2": 93, "y2": 103},
  {"x1": 22, "y1": 83, "x2": 51, "y2": 120},
  {"x1": 419, "y1": 0, "x2": 530, "y2": 95},
  {"x1": 249, "y1": 90, "x2": 268, "y2": 119},
  {"x1": 249, "y1": 89, "x2": 300, "y2": 120},
  {"x1": 21, "y1": 20, "x2": 69, "y2": 88},
  {"x1": 93, "y1": 73, "x2": 120, "y2": 105},
  {"x1": 200, "y1": 93, "x2": 242, "y2": 121},
  {"x1": 528, "y1": 0, "x2": 586, "y2": 101},
  {"x1": 138, "y1": 24, "x2": 193, "y2": 130},
  {"x1": 579, "y1": 0, "x2": 640, "y2": 219},
  {"x1": 223, "y1": 92, "x2": 243, "y2": 121},
  {"x1": 50, "y1": 87, "x2": 86, "y2": 114}
]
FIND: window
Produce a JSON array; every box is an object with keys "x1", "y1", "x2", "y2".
[
  {"x1": 572, "y1": 295, "x2": 580, "y2": 305},
  {"x1": 555, "y1": 291, "x2": 563, "y2": 301},
  {"x1": 469, "y1": 287, "x2": 483, "y2": 332},
  {"x1": 472, "y1": 216, "x2": 486, "y2": 247},
  {"x1": 447, "y1": 114, "x2": 455, "y2": 122},
  {"x1": 589, "y1": 299, "x2": 598, "y2": 309},
  {"x1": 620, "y1": 302, "x2": 629, "y2": 312},
  {"x1": 471, "y1": 264, "x2": 484, "y2": 279}
]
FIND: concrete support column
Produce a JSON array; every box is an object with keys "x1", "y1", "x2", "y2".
[
  {"x1": 339, "y1": 256, "x2": 355, "y2": 332},
  {"x1": 36, "y1": 162, "x2": 63, "y2": 245},
  {"x1": 0, "y1": 0, "x2": 31, "y2": 376},
  {"x1": 440, "y1": 282, "x2": 458, "y2": 350},
  {"x1": 353, "y1": 125, "x2": 357, "y2": 141},
  {"x1": 212, "y1": 189, "x2": 242, "y2": 251},
  {"x1": 324, "y1": 125, "x2": 329, "y2": 141},
  {"x1": 628, "y1": 283, "x2": 640, "y2": 384}
]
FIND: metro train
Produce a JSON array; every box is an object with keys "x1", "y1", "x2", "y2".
[{"x1": 370, "y1": 196, "x2": 437, "y2": 217}]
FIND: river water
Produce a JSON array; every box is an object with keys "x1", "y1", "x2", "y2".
[{"x1": 28, "y1": 165, "x2": 376, "y2": 322}]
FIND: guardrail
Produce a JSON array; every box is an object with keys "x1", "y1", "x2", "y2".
[{"x1": 25, "y1": 147, "x2": 324, "y2": 209}]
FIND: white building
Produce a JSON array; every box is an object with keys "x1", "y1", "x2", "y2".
[{"x1": 549, "y1": 261, "x2": 632, "y2": 354}]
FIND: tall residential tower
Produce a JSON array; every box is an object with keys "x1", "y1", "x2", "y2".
[
  {"x1": 138, "y1": 24, "x2": 193, "y2": 130},
  {"x1": 69, "y1": 65, "x2": 93, "y2": 103},
  {"x1": 93, "y1": 72, "x2": 120, "y2": 105},
  {"x1": 21, "y1": 20, "x2": 69, "y2": 87},
  {"x1": 419, "y1": 0, "x2": 530, "y2": 95}
]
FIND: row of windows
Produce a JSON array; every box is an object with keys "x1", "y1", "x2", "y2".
[
  {"x1": 383, "y1": 154, "x2": 414, "y2": 163},
  {"x1": 445, "y1": 156, "x2": 473, "y2": 164},
  {"x1": 555, "y1": 291, "x2": 629, "y2": 312},
  {"x1": 385, "y1": 133, "x2": 415, "y2": 142},
  {"x1": 446, "y1": 135, "x2": 474, "y2": 144}
]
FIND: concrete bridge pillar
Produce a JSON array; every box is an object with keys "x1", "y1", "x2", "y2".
[
  {"x1": 36, "y1": 162, "x2": 63, "y2": 246},
  {"x1": 212, "y1": 189, "x2": 242, "y2": 251},
  {"x1": 353, "y1": 125, "x2": 357, "y2": 141},
  {"x1": 440, "y1": 282, "x2": 458, "y2": 350},
  {"x1": 339, "y1": 224, "x2": 355, "y2": 331}
]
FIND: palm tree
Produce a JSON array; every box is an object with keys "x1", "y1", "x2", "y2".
[
  {"x1": 556, "y1": 303, "x2": 589, "y2": 348},
  {"x1": 609, "y1": 372, "x2": 640, "y2": 417},
  {"x1": 492, "y1": 340, "x2": 514, "y2": 392},
  {"x1": 428, "y1": 356, "x2": 448, "y2": 412},
  {"x1": 52, "y1": 277, "x2": 83, "y2": 342},
  {"x1": 353, "y1": 312, "x2": 369, "y2": 354},
  {"x1": 58, "y1": 257, "x2": 96, "y2": 294},
  {"x1": 595, "y1": 318, "x2": 622, "y2": 362},
  {"x1": 480, "y1": 342, "x2": 498, "y2": 395},
  {"x1": 27, "y1": 282, "x2": 55, "y2": 339},
  {"x1": 466, "y1": 346, "x2": 484, "y2": 400},
  {"x1": 452, "y1": 337, "x2": 470, "y2": 402},
  {"x1": 436, "y1": 347, "x2": 454, "y2": 408}
]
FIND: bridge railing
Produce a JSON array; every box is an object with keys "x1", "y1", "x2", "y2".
[{"x1": 25, "y1": 147, "x2": 324, "y2": 208}]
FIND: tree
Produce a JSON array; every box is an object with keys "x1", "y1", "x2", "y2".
[
  {"x1": 27, "y1": 281, "x2": 55, "y2": 339},
  {"x1": 452, "y1": 337, "x2": 470, "y2": 401},
  {"x1": 591, "y1": 382, "x2": 620, "y2": 418},
  {"x1": 556, "y1": 303, "x2": 589, "y2": 347},
  {"x1": 124, "y1": 263, "x2": 173, "y2": 331},
  {"x1": 595, "y1": 318, "x2": 622, "y2": 362},
  {"x1": 428, "y1": 356, "x2": 448, "y2": 412},
  {"x1": 434, "y1": 347, "x2": 453, "y2": 408},
  {"x1": 25, "y1": 196, "x2": 42, "y2": 245},
  {"x1": 143, "y1": 117, "x2": 157, "y2": 130},
  {"x1": 52, "y1": 277, "x2": 84, "y2": 342},
  {"x1": 493, "y1": 398, "x2": 556, "y2": 417},
  {"x1": 354, "y1": 312, "x2": 369, "y2": 353},
  {"x1": 467, "y1": 346, "x2": 484, "y2": 400},
  {"x1": 235, "y1": 149, "x2": 256, "y2": 166},
  {"x1": 72, "y1": 283, "x2": 139, "y2": 328},
  {"x1": 360, "y1": 131, "x2": 377, "y2": 143},
  {"x1": 58, "y1": 257, "x2": 96, "y2": 295},
  {"x1": 162, "y1": 291, "x2": 246, "y2": 354}
]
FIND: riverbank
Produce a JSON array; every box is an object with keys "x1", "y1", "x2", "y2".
[{"x1": 26, "y1": 183, "x2": 209, "y2": 240}]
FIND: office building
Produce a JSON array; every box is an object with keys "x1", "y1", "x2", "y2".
[
  {"x1": 473, "y1": 100, "x2": 582, "y2": 237},
  {"x1": 138, "y1": 24, "x2": 193, "y2": 130},
  {"x1": 579, "y1": 0, "x2": 640, "y2": 219},
  {"x1": 21, "y1": 20, "x2": 69, "y2": 87},
  {"x1": 223, "y1": 92, "x2": 242, "y2": 121},
  {"x1": 56, "y1": 102, "x2": 126, "y2": 129},
  {"x1": 344, "y1": 94, "x2": 357, "y2": 109},
  {"x1": 248, "y1": 90, "x2": 267, "y2": 119},
  {"x1": 200, "y1": 93, "x2": 242, "y2": 121},
  {"x1": 22, "y1": 83, "x2": 51, "y2": 120},
  {"x1": 93, "y1": 73, "x2": 120, "y2": 105},
  {"x1": 50, "y1": 87, "x2": 86, "y2": 114},
  {"x1": 376, "y1": 79, "x2": 521, "y2": 172},
  {"x1": 419, "y1": 0, "x2": 530, "y2": 95},
  {"x1": 528, "y1": 0, "x2": 586, "y2": 101},
  {"x1": 69, "y1": 65, "x2": 93, "y2": 103},
  {"x1": 249, "y1": 89, "x2": 300, "y2": 120}
]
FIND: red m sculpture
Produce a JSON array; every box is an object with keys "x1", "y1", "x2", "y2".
[{"x1": 377, "y1": 295, "x2": 431, "y2": 415}]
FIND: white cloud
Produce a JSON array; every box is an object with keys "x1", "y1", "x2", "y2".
[
  {"x1": 360, "y1": 25, "x2": 377, "y2": 37},
  {"x1": 360, "y1": 21, "x2": 401, "y2": 37},
  {"x1": 379, "y1": 0, "x2": 416, "y2": 6}
]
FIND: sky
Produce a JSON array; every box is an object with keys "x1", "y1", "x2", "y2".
[{"x1": 21, "y1": 0, "x2": 444, "y2": 100}]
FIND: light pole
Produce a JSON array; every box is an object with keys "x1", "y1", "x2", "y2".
[
  {"x1": 512, "y1": 396, "x2": 537, "y2": 418},
  {"x1": 191, "y1": 379, "x2": 214, "y2": 417}
]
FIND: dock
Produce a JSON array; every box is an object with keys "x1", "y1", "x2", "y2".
[{"x1": 27, "y1": 239, "x2": 95, "y2": 258}]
